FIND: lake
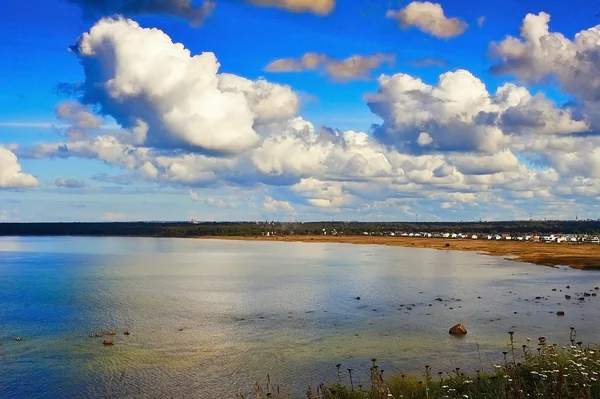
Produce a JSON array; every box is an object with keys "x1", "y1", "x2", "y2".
[{"x1": 1, "y1": 236, "x2": 600, "y2": 398}]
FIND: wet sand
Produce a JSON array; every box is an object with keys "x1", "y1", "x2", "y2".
[{"x1": 204, "y1": 235, "x2": 600, "y2": 270}]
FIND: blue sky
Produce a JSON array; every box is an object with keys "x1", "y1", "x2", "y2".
[{"x1": 1, "y1": 0, "x2": 599, "y2": 222}]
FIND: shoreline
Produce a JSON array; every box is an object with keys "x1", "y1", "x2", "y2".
[{"x1": 200, "y1": 235, "x2": 600, "y2": 270}]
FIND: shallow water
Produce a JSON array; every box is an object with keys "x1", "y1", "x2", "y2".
[{"x1": 1, "y1": 236, "x2": 600, "y2": 398}]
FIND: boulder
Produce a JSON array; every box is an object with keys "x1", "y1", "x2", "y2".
[{"x1": 449, "y1": 324, "x2": 468, "y2": 335}]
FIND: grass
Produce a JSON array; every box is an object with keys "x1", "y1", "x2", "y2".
[
  {"x1": 240, "y1": 329, "x2": 600, "y2": 399},
  {"x1": 209, "y1": 236, "x2": 600, "y2": 270}
]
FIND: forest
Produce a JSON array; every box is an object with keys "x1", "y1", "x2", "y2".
[{"x1": 1, "y1": 220, "x2": 600, "y2": 237}]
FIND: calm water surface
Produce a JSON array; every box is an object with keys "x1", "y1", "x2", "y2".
[{"x1": 1, "y1": 236, "x2": 600, "y2": 398}]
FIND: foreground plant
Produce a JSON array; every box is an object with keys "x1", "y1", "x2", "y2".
[{"x1": 241, "y1": 329, "x2": 600, "y2": 399}]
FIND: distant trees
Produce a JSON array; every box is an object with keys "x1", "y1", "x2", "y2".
[{"x1": 1, "y1": 220, "x2": 600, "y2": 237}]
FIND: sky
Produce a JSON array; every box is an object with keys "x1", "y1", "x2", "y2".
[{"x1": 1, "y1": 0, "x2": 599, "y2": 222}]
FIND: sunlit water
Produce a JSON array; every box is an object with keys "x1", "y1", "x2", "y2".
[{"x1": 1, "y1": 236, "x2": 600, "y2": 398}]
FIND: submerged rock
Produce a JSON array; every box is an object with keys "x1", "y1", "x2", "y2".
[{"x1": 449, "y1": 324, "x2": 467, "y2": 335}]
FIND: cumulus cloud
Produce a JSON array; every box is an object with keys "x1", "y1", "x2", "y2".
[
  {"x1": 386, "y1": 2, "x2": 468, "y2": 38},
  {"x1": 0, "y1": 148, "x2": 39, "y2": 189},
  {"x1": 366, "y1": 69, "x2": 586, "y2": 153},
  {"x1": 262, "y1": 196, "x2": 295, "y2": 213},
  {"x1": 66, "y1": 0, "x2": 215, "y2": 25},
  {"x1": 18, "y1": 15, "x2": 600, "y2": 220},
  {"x1": 55, "y1": 101, "x2": 101, "y2": 130},
  {"x1": 265, "y1": 53, "x2": 394, "y2": 81},
  {"x1": 55, "y1": 177, "x2": 87, "y2": 189},
  {"x1": 490, "y1": 12, "x2": 600, "y2": 128},
  {"x1": 71, "y1": 17, "x2": 299, "y2": 155}
]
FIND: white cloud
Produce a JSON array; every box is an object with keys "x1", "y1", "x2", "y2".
[
  {"x1": 366, "y1": 69, "x2": 586, "y2": 153},
  {"x1": 73, "y1": 17, "x2": 299, "y2": 155},
  {"x1": 102, "y1": 212, "x2": 127, "y2": 221},
  {"x1": 262, "y1": 196, "x2": 295, "y2": 213},
  {"x1": 386, "y1": 2, "x2": 468, "y2": 38},
  {"x1": 55, "y1": 177, "x2": 87, "y2": 189},
  {"x1": 16, "y1": 14, "x2": 600, "y2": 221},
  {"x1": 189, "y1": 190, "x2": 235, "y2": 207},
  {"x1": 249, "y1": 0, "x2": 334, "y2": 15},
  {"x1": 417, "y1": 132, "x2": 433, "y2": 146},
  {"x1": 0, "y1": 148, "x2": 39, "y2": 189},
  {"x1": 265, "y1": 53, "x2": 395, "y2": 81},
  {"x1": 491, "y1": 12, "x2": 600, "y2": 128}
]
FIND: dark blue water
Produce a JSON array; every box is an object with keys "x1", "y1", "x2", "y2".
[{"x1": 1, "y1": 236, "x2": 599, "y2": 398}]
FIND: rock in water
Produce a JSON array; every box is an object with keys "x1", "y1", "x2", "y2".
[{"x1": 449, "y1": 324, "x2": 468, "y2": 335}]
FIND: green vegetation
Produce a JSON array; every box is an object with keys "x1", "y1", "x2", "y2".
[
  {"x1": 2, "y1": 220, "x2": 600, "y2": 237},
  {"x1": 243, "y1": 330, "x2": 600, "y2": 399}
]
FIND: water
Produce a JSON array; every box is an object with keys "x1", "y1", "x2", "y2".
[{"x1": 1, "y1": 236, "x2": 600, "y2": 398}]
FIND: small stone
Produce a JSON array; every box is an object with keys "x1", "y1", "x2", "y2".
[
  {"x1": 108, "y1": 331, "x2": 117, "y2": 336},
  {"x1": 557, "y1": 311, "x2": 565, "y2": 316},
  {"x1": 355, "y1": 297, "x2": 361, "y2": 300},
  {"x1": 449, "y1": 323, "x2": 467, "y2": 335},
  {"x1": 14, "y1": 337, "x2": 22, "y2": 342},
  {"x1": 565, "y1": 295, "x2": 572, "y2": 300},
  {"x1": 103, "y1": 338, "x2": 114, "y2": 345},
  {"x1": 579, "y1": 297, "x2": 585, "y2": 301},
  {"x1": 552, "y1": 288, "x2": 557, "y2": 291},
  {"x1": 584, "y1": 293, "x2": 591, "y2": 297},
  {"x1": 595, "y1": 287, "x2": 599, "y2": 290},
  {"x1": 566, "y1": 285, "x2": 571, "y2": 289},
  {"x1": 123, "y1": 330, "x2": 130, "y2": 335}
]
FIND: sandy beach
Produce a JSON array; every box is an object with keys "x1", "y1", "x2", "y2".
[{"x1": 205, "y1": 235, "x2": 600, "y2": 270}]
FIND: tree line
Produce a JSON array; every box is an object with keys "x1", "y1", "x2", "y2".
[{"x1": 1, "y1": 220, "x2": 600, "y2": 237}]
